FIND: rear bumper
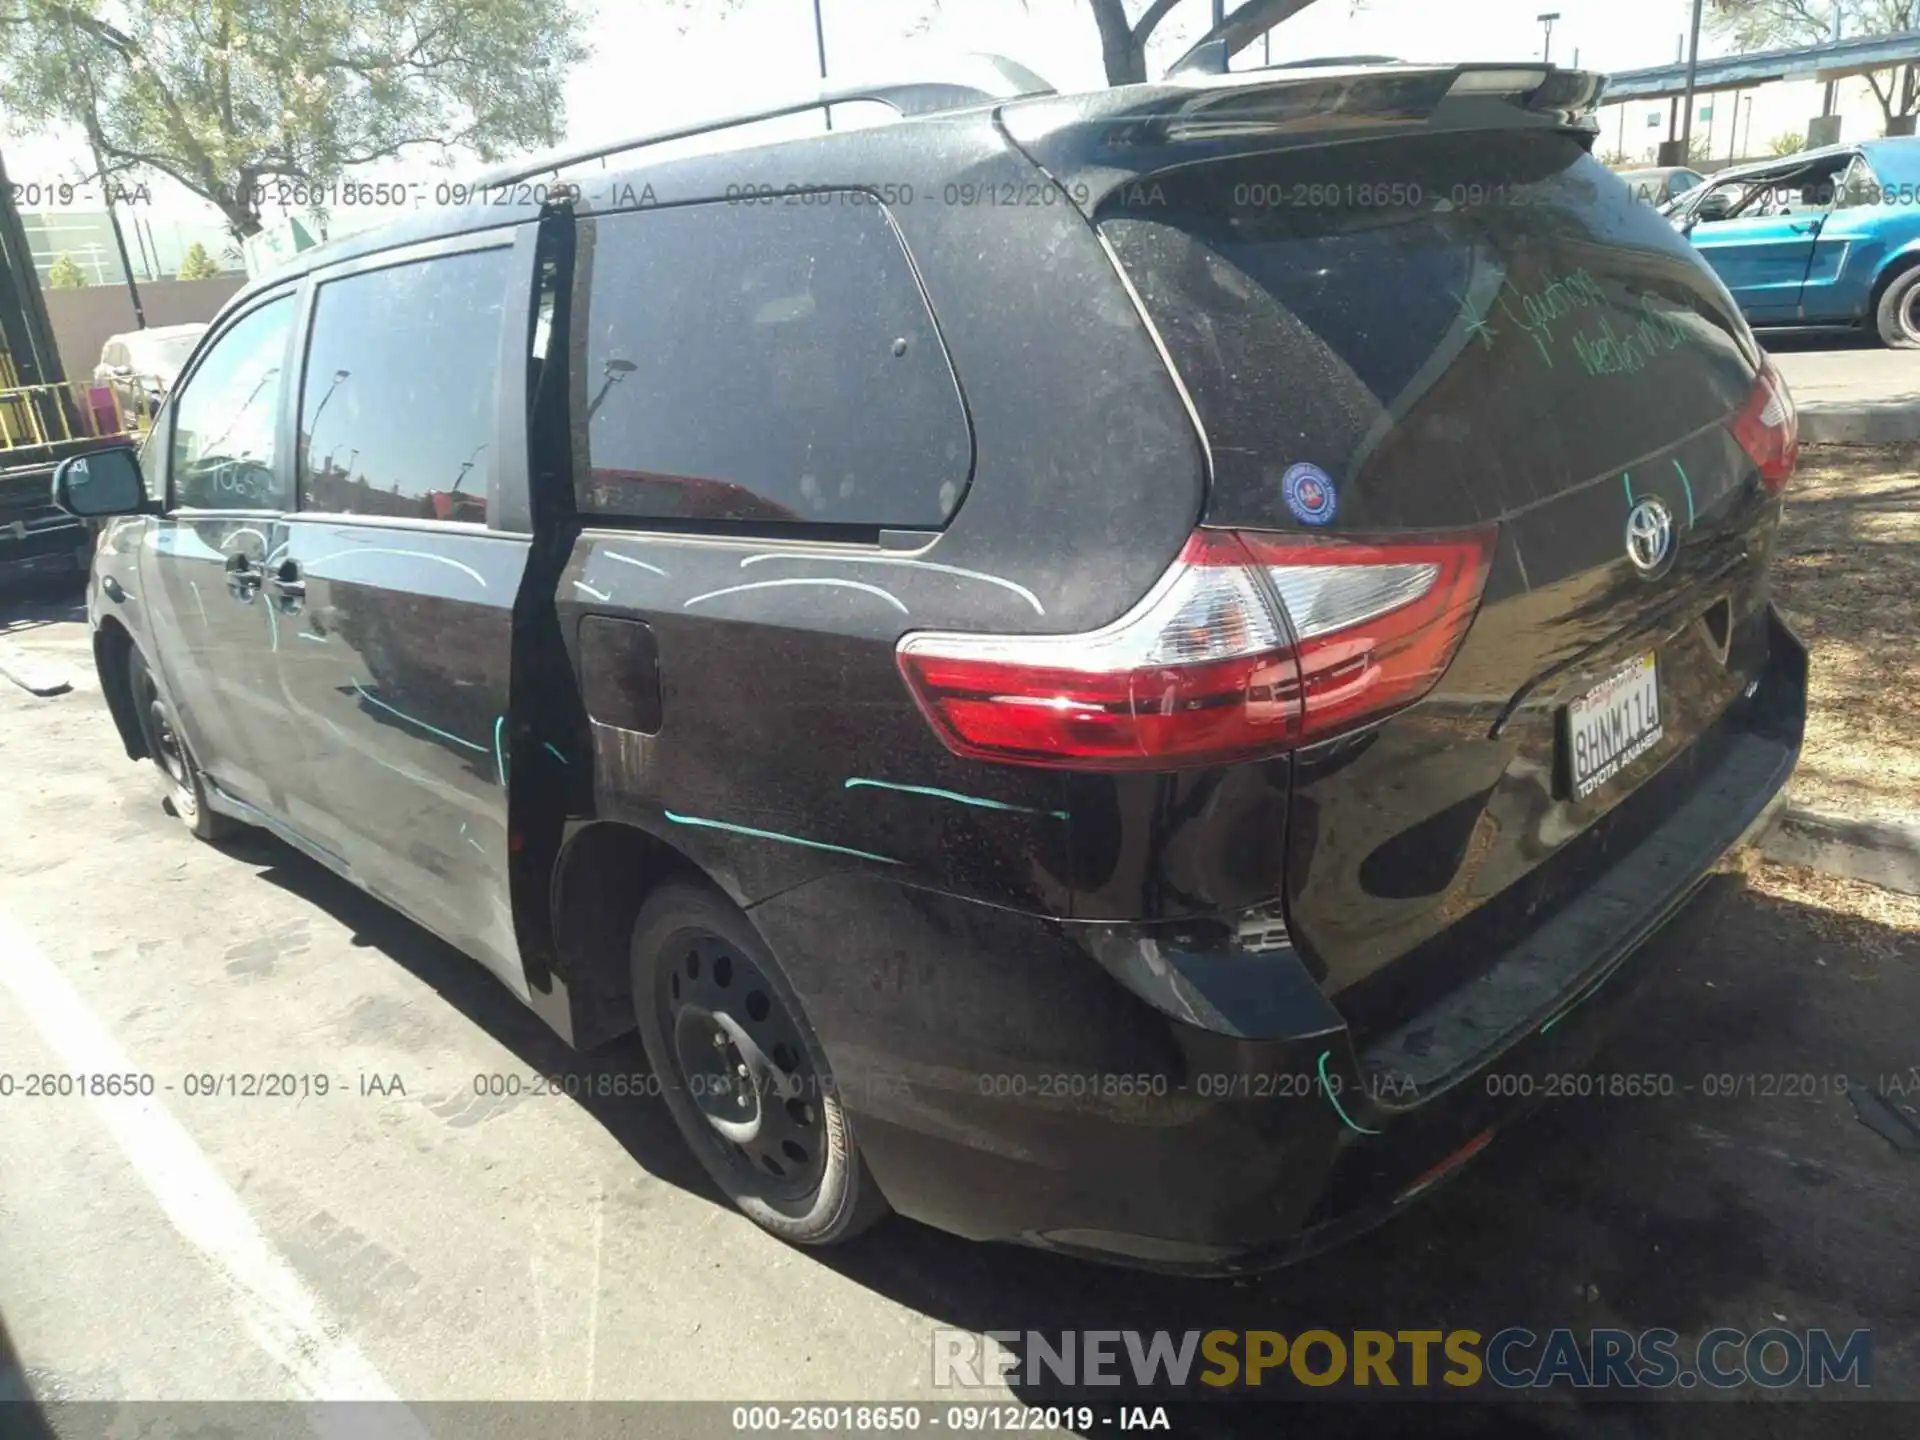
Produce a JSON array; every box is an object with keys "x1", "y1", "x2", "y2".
[{"x1": 748, "y1": 607, "x2": 1807, "y2": 1273}]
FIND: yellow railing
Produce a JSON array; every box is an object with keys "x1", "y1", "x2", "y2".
[{"x1": 0, "y1": 378, "x2": 155, "y2": 455}]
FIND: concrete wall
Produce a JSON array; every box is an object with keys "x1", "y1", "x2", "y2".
[{"x1": 42, "y1": 277, "x2": 246, "y2": 383}]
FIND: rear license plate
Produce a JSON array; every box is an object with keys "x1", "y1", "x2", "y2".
[{"x1": 1566, "y1": 653, "x2": 1662, "y2": 800}]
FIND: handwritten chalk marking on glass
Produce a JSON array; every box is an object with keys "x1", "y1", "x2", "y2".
[{"x1": 1449, "y1": 286, "x2": 1500, "y2": 349}]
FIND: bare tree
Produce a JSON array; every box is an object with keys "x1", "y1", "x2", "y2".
[
  {"x1": 915, "y1": 0, "x2": 1362, "y2": 88},
  {"x1": 1710, "y1": 0, "x2": 1920, "y2": 133}
]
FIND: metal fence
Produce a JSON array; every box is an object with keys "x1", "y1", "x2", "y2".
[{"x1": 0, "y1": 352, "x2": 155, "y2": 456}]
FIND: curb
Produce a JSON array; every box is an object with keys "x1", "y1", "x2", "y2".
[
  {"x1": 0, "y1": 637, "x2": 73, "y2": 697},
  {"x1": 1796, "y1": 404, "x2": 1920, "y2": 445},
  {"x1": 1760, "y1": 804, "x2": 1920, "y2": 897}
]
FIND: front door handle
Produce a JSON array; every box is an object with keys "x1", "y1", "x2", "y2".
[{"x1": 225, "y1": 551, "x2": 262, "y2": 597}]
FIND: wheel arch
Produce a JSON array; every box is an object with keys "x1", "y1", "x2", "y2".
[
  {"x1": 1868, "y1": 245, "x2": 1920, "y2": 315},
  {"x1": 546, "y1": 818, "x2": 712, "y2": 1050},
  {"x1": 93, "y1": 616, "x2": 147, "y2": 761}
]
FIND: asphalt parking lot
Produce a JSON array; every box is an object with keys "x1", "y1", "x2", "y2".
[{"x1": 2, "y1": 579, "x2": 1916, "y2": 1437}]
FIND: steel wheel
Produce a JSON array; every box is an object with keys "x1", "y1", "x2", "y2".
[
  {"x1": 660, "y1": 931, "x2": 828, "y2": 1201},
  {"x1": 140, "y1": 682, "x2": 196, "y2": 819},
  {"x1": 629, "y1": 880, "x2": 888, "y2": 1246},
  {"x1": 126, "y1": 647, "x2": 236, "y2": 841}
]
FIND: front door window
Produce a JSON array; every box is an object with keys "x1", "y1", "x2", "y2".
[{"x1": 170, "y1": 297, "x2": 294, "y2": 512}]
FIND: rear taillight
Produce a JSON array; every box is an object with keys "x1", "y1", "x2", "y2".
[
  {"x1": 1730, "y1": 356, "x2": 1798, "y2": 494},
  {"x1": 896, "y1": 526, "x2": 1496, "y2": 770}
]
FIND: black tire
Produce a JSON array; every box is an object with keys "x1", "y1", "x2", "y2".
[
  {"x1": 126, "y1": 648, "x2": 238, "y2": 842},
  {"x1": 1875, "y1": 265, "x2": 1920, "y2": 348},
  {"x1": 629, "y1": 879, "x2": 889, "y2": 1246}
]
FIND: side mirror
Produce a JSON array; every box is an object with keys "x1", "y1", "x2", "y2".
[{"x1": 52, "y1": 446, "x2": 147, "y2": 518}]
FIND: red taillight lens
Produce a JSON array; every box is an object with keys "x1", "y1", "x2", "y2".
[
  {"x1": 896, "y1": 526, "x2": 1496, "y2": 770},
  {"x1": 1730, "y1": 356, "x2": 1799, "y2": 494}
]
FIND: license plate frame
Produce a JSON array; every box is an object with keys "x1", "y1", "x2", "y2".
[{"x1": 1562, "y1": 652, "x2": 1663, "y2": 801}]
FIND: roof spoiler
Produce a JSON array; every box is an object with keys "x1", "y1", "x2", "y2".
[{"x1": 1142, "y1": 63, "x2": 1607, "y2": 140}]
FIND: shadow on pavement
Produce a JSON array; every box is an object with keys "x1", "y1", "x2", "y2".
[
  {"x1": 0, "y1": 1311, "x2": 57, "y2": 1440},
  {"x1": 224, "y1": 826, "x2": 718, "y2": 1204},
  {"x1": 0, "y1": 575, "x2": 85, "y2": 636},
  {"x1": 199, "y1": 809, "x2": 1920, "y2": 1432}
]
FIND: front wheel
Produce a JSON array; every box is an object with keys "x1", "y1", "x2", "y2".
[
  {"x1": 126, "y1": 648, "x2": 237, "y2": 842},
  {"x1": 1875, "y1": 265, "x2": 1920, "y2": 348},
  {"x1": 629, "y1": 880, "x2": 889, "y2": 1246}
]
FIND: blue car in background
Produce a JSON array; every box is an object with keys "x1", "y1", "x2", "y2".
[{"x1": 1668, "y1": 137, "x2": 1920, "y2": 346}]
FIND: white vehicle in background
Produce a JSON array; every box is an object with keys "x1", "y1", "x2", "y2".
[{"x1": 92, "y1": 322, "x2": 207, "y2": 419}]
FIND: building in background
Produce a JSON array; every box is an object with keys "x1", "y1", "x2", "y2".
[
  {"x1": 1599, "y1": 29, "x2": 1920, "y2": 170},
  {"x1": 1600, "y1": 74, "x2": 1897, "y2": 168},
  {"x1": 18, "y1": 208, "x2": 241, "y2": 286}
]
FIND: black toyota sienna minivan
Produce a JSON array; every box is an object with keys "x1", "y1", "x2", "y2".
[{"x1": 57, "y1": 54, "x2": 1806, "y2": 1272}]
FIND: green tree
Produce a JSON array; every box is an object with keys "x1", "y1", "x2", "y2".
[
  {"x1": 176, "y1": 241, "x2": 219, "y2": 281},
  {"x1": 0, "y1": 0, "x2": 592, "y2": 239},
  {"x1": 1767, "y1": 129, "x2": 1809, "y2": 156},
  {"x1": 46, "y1": 252, "x2": 86, "y2": 288},
  {"x1": 1709, "y1": 1, "x2": 1920, "y2": 132}
]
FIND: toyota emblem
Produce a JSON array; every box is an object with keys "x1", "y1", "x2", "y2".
[{"x1": 1625, "y1": 497, "x2": 1674, "y2": 574}]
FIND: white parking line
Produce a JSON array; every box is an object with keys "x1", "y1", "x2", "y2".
[{"x1": 0, "y1": 915, "x2": 426, "y2": 1436}]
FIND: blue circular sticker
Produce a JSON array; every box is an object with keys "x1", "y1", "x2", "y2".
[{"x1": 1282, "y1": 463, "x2": 1338, "y2": 526}]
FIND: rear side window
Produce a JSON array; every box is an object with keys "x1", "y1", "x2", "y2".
[
  {"x1": 1099, "y1": 131, "x2": 1757, "y2": 531},
  {"x1": 298, "y1": 245, "x2": 512, "y2": 522},
  {"x1": 575, "y1": 199, "x2": 969, "y2": 527}
]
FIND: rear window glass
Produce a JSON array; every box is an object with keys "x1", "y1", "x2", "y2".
[
  {"x1": 575, "y1": 198, "x2": 970, "y2": 528},
  {"x1": 1099, "y1": 131, "x2": 1757, "y2": 531}
]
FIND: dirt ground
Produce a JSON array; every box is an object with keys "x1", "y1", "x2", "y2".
[{"x1": 1774, "y1": 445, "x2": 1920, "y2": 817}]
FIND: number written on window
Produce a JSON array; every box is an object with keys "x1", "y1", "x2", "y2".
[{"x1": 171, "y1": 296, "x2": 294, "y2": 511}]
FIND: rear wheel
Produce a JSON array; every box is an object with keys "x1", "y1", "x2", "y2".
[
  {"x1": 629, "y1": 880, "x2": 888, "y2": 1246},
  {"x1": 1875, "y1": 265, "x2": 1920, "y2": 348},
  {"x1": 126, "y1": 648, "x2": 237, "y2": 842}
]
